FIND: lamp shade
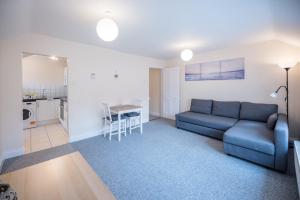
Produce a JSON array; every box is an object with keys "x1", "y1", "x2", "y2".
[
  {"x1": 270, "y1": 92, "x2": 278, "y2": 98},
  {"x1": 96, "y1": 18, "x2": 119, "y2": 42},
  {"x1": 278, "y1": 61, "x2": 297, "y2": 69}
]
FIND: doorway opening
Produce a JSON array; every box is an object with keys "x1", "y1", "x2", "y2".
[
  {"x1": 149, "y1": 68, "x2": 162, "y2": 121},
  {"x1": 22, "y1": 52, "x2": 69, "y2": 154}
]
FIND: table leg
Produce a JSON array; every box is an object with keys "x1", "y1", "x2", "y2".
[
  {"x1": 140, "y1": 109, "x2": 143, "y2": 134},
  {"x1": 118, "y1": 113, "x2": 121, "y2": 141},
  {"x1": 129, "y1": 118, "x2": 132, "y2": 134}
]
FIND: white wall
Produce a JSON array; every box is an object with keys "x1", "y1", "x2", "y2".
[
  {"x1": 0, "y1": 38, "x2": 24, "y2": 159},
  {"x1": 167, "y1": 40, "x2": 300, "y2": 138},
  {"x1": 0, "y1": 39, "x2": 4, "y2": 166},
  {"x1": 23, "y1": 55, "x2": 66, "y2": 88},
  {"x1": 22, "y1": 55, "x2": 67, "y2": 98},
  {"x1": 0, "y1": 34, "x2": 166, "y2": 159}
]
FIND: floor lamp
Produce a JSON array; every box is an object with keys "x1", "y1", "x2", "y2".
[{"x1": 270, "y1": 62, "x2": 296, "y2": 146}]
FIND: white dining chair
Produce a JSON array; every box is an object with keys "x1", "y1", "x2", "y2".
[
  {"x1": 125, "y1": 99, "x2": 143, "y2": 134},
  {"x1": 102, "y1": 103, "x2": 127, "y2": 141}
]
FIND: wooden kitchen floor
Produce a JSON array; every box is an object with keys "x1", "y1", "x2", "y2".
[
  {"x1": 0, "y1": 152, "x2": 116, "y2": 200},
  {"x1": 23, "y1": 123, "x2": 69, "y2": 154}
]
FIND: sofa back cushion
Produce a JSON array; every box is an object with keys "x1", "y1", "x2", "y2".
[
  {"x1": 240, "y1": 102, "x2": 278, "y2": 122},
  {"x1": 212, "y1": 101, "x2": 241, "y2": 119},
  {"x1": 266, "y1": 113, "x2": 278, "y2": 130},
  {"x1": 190, "y1": 99, "x2": 212, "y2": 114}
]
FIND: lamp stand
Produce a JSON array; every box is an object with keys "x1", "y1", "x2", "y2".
[
  {"x1": 285, "y1": 68, "x2": 295, "y2": 148},
  {"x1": 272, "y1": 65, "x2": 296, "y2": 147},
  {"x1": 285, "y1": 67, "x2": 289, "y2": 123}
]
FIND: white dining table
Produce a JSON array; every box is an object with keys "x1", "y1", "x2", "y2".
[{"x1": 110, "y1": 104, "x2": 143, "y2": 139}]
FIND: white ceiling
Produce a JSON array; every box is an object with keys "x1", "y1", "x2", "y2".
[{"x1": 2, "y1": 0, "x2": 300, "y2": 59}]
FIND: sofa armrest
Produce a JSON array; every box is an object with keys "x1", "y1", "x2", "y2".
[{"x1": 274, "y1": 114, "x2": 289, "y2": 172}]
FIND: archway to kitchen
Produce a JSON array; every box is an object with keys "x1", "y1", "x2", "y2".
[{"x1": 22, "y1": 52, "x2": 69, "y2": 154}]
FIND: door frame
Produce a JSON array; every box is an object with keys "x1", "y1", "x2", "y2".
[
  {"x1": 149, "y1": 68, "x2": 163, "y2": 118},
  {"x1": 161, "y1": 66, "x2": 180, "y2": 120}
]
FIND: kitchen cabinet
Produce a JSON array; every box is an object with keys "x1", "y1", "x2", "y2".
[{"x1": 37, "y1": 99, "x2": 60, "y2": 122}]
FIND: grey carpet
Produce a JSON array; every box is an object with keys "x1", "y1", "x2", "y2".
[{"x1": 1, "y1": 119, "x2": 299, "y2": 200}]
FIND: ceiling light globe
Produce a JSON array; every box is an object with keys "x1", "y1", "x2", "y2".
[
  {"x1": 96, "y1": 18, "x2": 119, "y2": 42},
  {"x1": 181, "y1": 49, "x2": 193, "y2": 61}
]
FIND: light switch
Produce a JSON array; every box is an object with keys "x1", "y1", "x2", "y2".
[
  {"x1": 90, "y1": 73, "x2": 96, "y2": 80},
  {"x1": 113, "y1": 69, "x2": 119, "y2": 79}
]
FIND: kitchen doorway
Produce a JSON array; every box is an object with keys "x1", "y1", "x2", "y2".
[
  {"x1": 22, "y1": 52, "x2": 69, "y2": 154},
  {"x1": 149, "y1": 68, "x2": 162, "y2": 121}
]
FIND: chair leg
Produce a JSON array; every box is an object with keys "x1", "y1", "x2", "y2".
[
  {"x1": 123, "y1": 121, "x2": 127, "y2": 137},
  {"x1": 126, "y1": 119, "x2": 129, "y2": 133},
  {"x1": 140, "y1": 114, "x2": 143, "y2": 134},
  {"x1": 103, "y1": 121, "x2": 107, "y2": 137},
  {"x1": 109, "y1": 124, "x2": 112, "y2": 141},
  {"x1": 129, "y1": 118, "x2": 132, "y2": 134},
  {"x1": 118, "y1": 122, "x2": 121, "y2": 142}
]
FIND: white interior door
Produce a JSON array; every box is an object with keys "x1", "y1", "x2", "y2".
[{"x1": 162, "y1": 67, "x2": 180, "y2": 119}]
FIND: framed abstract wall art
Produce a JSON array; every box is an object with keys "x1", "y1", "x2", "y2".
[{"x1": 185, "y1": 57, "x2": 245, "y2": 81}]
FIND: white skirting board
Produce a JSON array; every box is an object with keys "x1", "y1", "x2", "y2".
[
  {"x1": 150, "y1": 112, "x2": 161, "y2": 117},
  {"x1": 0, "y1": 147, "x2": 25, "y2": 171},
  {"x1": 69, "y1": 120, "x2": 148, "y2": 143},
  {"x1": 162, "y1": 114, "x2": 176, "y2": 120},
  {"x1": 2, "y1": 147, "x2": 25, "y2": 159},
  {"x1": 69, "y1": 131, "x2": 103, "y2": 143},
  {"x1": 37, "y1": 119, "x2": 60, "y2": 126}
]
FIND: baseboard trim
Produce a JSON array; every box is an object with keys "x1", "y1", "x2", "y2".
[
  {"x1": 150, "y1": 112, "x2": 161, "y2": 117},
  {"x1": 2, "y1": 147, "x2": 25, "y2": 160},
  {"x1": 69, "y1": 121, "x2": 148, "y2": 143},
  {"x1": 162, "y1": 114, "x2": 175, "y2": 120},
  {"x1": 69, "y1": 130, "x2": 103, "y2": 143},
  {"x1": 37, "y1": 119, "x2": 60, "y2": 126}
]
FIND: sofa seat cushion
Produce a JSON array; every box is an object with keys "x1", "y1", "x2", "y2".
[
  {"x1": 224, "y1": 120, "x2": 275, "y2": 155},
  {"x1": 176, "y1": 112, "x2": 238, "y2": 131},
  {"x1": 125, "y1": 112, "x2": 140, "y2": 117},
  {"x1": 106, "y1": 114, "x2": 127, "y2": 121}
]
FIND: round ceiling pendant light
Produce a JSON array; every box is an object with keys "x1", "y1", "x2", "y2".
[
  {"x1": 96, "y1": 18, "x2": 119, "y2": 42},
  {"x1": 180, "y1": 49, "x2": 193, "y2": 61}
]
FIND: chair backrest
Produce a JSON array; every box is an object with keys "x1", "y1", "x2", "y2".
[
  {"x1": 102, "y1": 103, "x2": 112, "y2": 122},
  {"x1": 132, "y1": 99, "x2": 144, "y2": 107}
]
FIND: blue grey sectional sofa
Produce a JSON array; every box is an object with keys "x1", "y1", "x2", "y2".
[{"x1": 175, "y1": 99, "x2": 289, "y2": 172}]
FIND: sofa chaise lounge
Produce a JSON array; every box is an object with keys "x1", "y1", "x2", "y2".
[{"x1": 175, "y1": 99, "x2": 289, "y2": 172}]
